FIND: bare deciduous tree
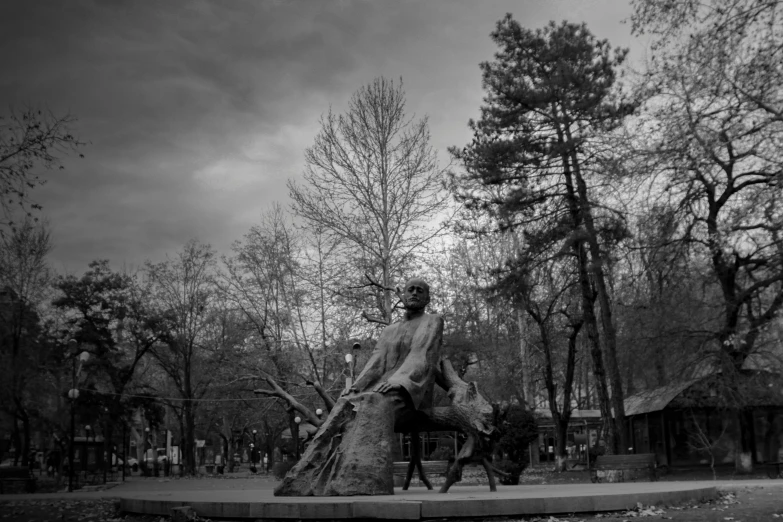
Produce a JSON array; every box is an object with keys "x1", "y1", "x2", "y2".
[
  {"x1": 0, "y1": 108, "x2": 83, "y2": 231},
  {"x1": 288, "y1": 77, "x2": 450, "y2": 324},
  {"x1": 146, "y1": 240, "x2": 220, "y2": 475},
  {"x1": 629, "y1": 0, "x2": 783, "y2": 472},
  {"x1": 0, "y1": 219, "x2": 52, "y2": 466}
]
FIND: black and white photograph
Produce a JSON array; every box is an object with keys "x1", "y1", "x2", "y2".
[{"x1": 1, "y1": 1, "x2": 782, "y2": 521}]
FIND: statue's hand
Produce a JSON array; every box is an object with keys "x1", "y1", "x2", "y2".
[{"x1": 372, "y1": 381, "x2": 401, "y2": 394}]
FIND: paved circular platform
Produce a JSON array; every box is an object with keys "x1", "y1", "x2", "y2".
[{"x1": 119, "y1": 482, "x2": 719, "y2": 520}]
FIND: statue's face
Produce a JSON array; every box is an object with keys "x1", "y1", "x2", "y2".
[{"x1": 403, "y1": 279, "x2": 430, "y2": 311}]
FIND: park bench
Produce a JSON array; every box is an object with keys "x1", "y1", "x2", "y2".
[
  {"x1": 590, "y1": 453, "x2": 658, "y2": 483},
  {"x1": 766, "y1": 461, "x2": 782, "y2": 479},
  {"x1": 393, "y1": 459, "x2": 449, "y2": 483},
  {"x1": 0, "y1": 466, "x2": 37, "y2": 494},
  {"x1": 81, "y1": 468, "x2": 119, "y2": 485}
]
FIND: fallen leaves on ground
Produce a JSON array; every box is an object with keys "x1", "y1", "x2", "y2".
[
  {"x1": 0, "y1": 499, "x2": 121, "y2": 522},
  {"x1": 619, "y1": 502, "x2": 667, "y2": 518}
]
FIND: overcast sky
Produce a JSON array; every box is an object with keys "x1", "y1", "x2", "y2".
[{"x1": 1, "y1": 0, "x2": 643, "y2": 274}]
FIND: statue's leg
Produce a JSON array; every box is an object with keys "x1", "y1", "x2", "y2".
[
  {"x1": 275, "y1": 391, "x2": 404, "y2": 496},
  {"x1": 481, "y1": 458, "x2": 498, "y2": 492},
  {"x1": 403, "y1": 433, "x2": 415, "y2": 490},
  {"x1": 411, "y1": 432, "x2": 433, "y2": 490}
]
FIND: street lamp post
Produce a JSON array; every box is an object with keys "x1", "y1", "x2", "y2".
[
  {"x1": 67, "y1": 339, "x2": 79, "y2": 493},
  {"x1": 344, "y1": 343, "x2": 361, "y2": 391},
  {"x1": 344, "y1": 353, "x2": 354, "y2": 390},
  {"x1": 293, "y1": 416, "x2": 301, "y2": 461},
  {"x1": 162, "y1": 429, "x2": 169, "y2": 477},
  {"x1": 144, "y1": 427, "x2": 150, "y2": 476},
  {"x1": 67, "y1": 386, "x2": 79, "y2": 492},
  {"x1": 251, "y1": 429, "x2": 258, "y2": 473},
  {"x1": 84, "y1": 425, "x2": 92, "y2": 478},
  {"x1": 122, "y1": 423, "x2": 127, "y2": 482},
  {"x1": 101, "y1": 407, "x2": 109, "y2": 484}
]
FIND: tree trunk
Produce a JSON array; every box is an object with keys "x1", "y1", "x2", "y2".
[
  {"x1": 265, "y1": 440, "x2": 274, "y2": 473},
  {"x1": 583, "y1": 352, "x2": 591, "y2": 409},
  {"x1": 228, "y1": 438, "x2": 235, "y2": 472},
  {"x1": 575, "y1": 242, "x2": 615, "y2": 454},
  {"x1": 176, "y1": 413, "x2": 186, "y2": 477},
  {"x1": 11, "y1": 419, "x2": 20, "y2": 466},
  {"x1": 132, "y1": 427, "x2": 144, "y2": 469},
  {"x1": 516, "y1": 308, "x2": 534, "y2": 409},
  {"x1": 21, "y1": 412, "x2": 31, "y2": 468},
  {"x1": 55, "y1": 438, "x2": 66, "y2": 485},
  {"x1": 553, "y1": 113, "x2": 615, "y2": 455},
  {"x1": 184, "y1": 403, "x2": 196, "y2": 475},
  {"x1": 736, "y1": 410, "x2": 754, "y2": 473},
  {"x1": 222, "y1": 436, "x2": 235, "y2": 473},
  {"x1": 554, "y1": 320, "x2": 580, "y2": 472},
  {"x1": 103, "y1": 421, "x2": 113, "y2": 484},
  {"x1": 565, "y1": 126, "x2": 626, "y2": 455},
  {"x1": 554, "y1": 416, "x2": 569, "y2": 472}
]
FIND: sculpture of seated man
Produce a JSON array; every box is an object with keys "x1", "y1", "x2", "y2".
[{"x1": 274, "y1": 277, "x2": 443, "y2": 496}]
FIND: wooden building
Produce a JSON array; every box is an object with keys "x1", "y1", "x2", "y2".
[
  {"x1": 624, "y1": 370, "x2": 783, "y2": 468},
  {"x1": 531, "y1": 409, "x2": 603, "y2": 467}
]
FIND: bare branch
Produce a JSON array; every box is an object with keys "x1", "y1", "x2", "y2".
[
  {"x1": 254, "y1": 376, "x2": 324, "y2": 427},
  {"x1": 361, "y1": 310, "x2": 390, "y2": 326}
]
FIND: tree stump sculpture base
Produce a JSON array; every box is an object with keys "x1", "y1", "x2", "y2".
[{"x1": 274, "y1": 391, "x2": 402, "y2": 496}]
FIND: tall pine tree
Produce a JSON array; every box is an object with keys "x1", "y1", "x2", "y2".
[{"x1": 450, "y1": 16, "x2": 635, "y2": 453}]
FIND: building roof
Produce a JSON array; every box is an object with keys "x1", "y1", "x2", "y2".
[
  {"x1": 624, "y1": 370, "x2": 783, "y2": 416},
  {"x1": 624, "y1": 377, "x2": 703, "y2": 416}
]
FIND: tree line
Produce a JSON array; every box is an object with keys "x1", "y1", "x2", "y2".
[{"x1": 1, "y1": 0, "x2": 781, "y2": 476}]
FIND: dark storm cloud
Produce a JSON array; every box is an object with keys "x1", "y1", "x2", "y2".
[
  {"x1": 0, "y1": 0, "x2": 636, "y2": 273},
  {"x1": 1, "y1": 0, "x2": 371, "y2": 270}
]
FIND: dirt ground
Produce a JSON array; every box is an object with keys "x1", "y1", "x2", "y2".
[
  {"x1": 0, "y1": 498, "x2": 123, "y2": 521},
  {"x1": 574, "y1": 487, "x2": 783, "y2": 522}
]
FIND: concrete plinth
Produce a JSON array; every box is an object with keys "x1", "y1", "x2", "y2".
[{"x1": 119, "y1": 482, "x2": 719, "y2": 520}]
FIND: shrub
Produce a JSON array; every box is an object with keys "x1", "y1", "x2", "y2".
[
  {"x1": 588, "y1": 445, "x2": 605, "y2": 465},
  {"x1": 495, "y1": 405, "x2": 538, "y2": 483},
  {"x1": 495, "y1": 458, "x2": 522, "y2": 485},
  {"x1": 497, "y1": 405, "x2": 538, "y2": 464}
]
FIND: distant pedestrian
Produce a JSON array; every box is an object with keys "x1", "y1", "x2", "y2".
[{"x1": 46, "y1": 453, "x2": 55, "y2": 477}]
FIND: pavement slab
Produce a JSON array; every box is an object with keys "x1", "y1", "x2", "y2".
[
  {"x1": 3, "y1": 477, "x2": 782, "y2": 520},
  {"x1": 114, "y1": 481, "x2": 724, "y2": 520}
]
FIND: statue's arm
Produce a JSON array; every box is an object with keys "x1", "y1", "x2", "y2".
[
  {"x1": 351, "y1": 342, "x2": 387, "y2": 391},
  {"x1": 434, "y1": 357, "x2": 450, "y2": 392}
]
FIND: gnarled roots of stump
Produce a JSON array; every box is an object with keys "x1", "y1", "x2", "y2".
[{"x1": 274, "y1": 391, "x2": 400, "y2": 496}]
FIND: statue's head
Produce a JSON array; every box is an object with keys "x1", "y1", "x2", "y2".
[{"x1": 402, "y1": 277, "x2": 430, "y2": 311}]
